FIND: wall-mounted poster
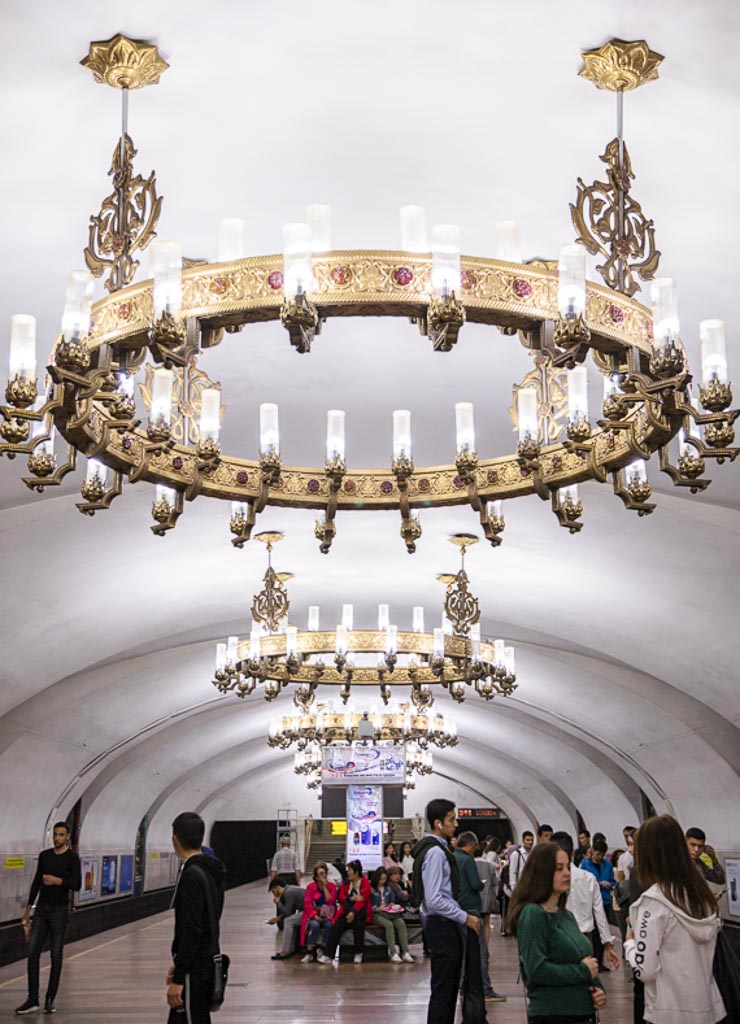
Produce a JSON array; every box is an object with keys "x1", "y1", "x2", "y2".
[
  {"x1": 726, "y1": 857, "x2": 740, "y2": 918},
  {"x1": 101, "y1": 855, "x2": 118, "y2": 895},
  {"x1": 78, "y1": 856, "x2": 99, "y2": 902},
  {"x1": 323, "y1": 744, "x2": 405, "y2": 784},
  {"x1": 346, "y1": 784, "x2": 383, "y2": 872},
  {"x1": 119, "y1": 854, "x2": 134, "y2": 895}
]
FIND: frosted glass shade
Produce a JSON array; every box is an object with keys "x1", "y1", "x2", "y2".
[
  {"x1": 496, "y1": 220, "x2": 522, "y2": 263},
  {"x1": 700, "y1": 319, "x2": 728, "y2": 385},
  {"x1": 412, "y1": 606, "x2": 424, "y2": 633},
  {"x1": 9, "y1": 314, "x2": 36, "y2": 379},
  {"x1": 306, "y1": 204, "x2": 331, "y2": 252},
  {"x1": 61, "y1": 270, "x2": 94, "y2": 341},
  {"x1": 393, "y1": 409, "x2": 411, "y2": 459},
  {"x1": 567, "y1": 366, "x2": 589, "y2": 422},
  {"x1": 150, "y1": 368, "x2": 174, "y2": 425},
  {"x1": 259, "y1": 403, "x2": 279, "y2": 453},
  {"x1": 218, "y1": 218, "x2": 246, "y2": 261},
  {"x1": 650, "y1": 277, "x2": 680, "y2": 349},
  {"x1": 199, "y1": 388, "x2": 221, "y2": 441},
  {"x1": 150, "y1": 241, "x2": 183, "y2": 319},
  {"x1": 326, "y1": 409, "x2": 345, "y2": 460},
  {"x1": 431, "y1": 224, "x2": 461, "y2": 297},
  {"x1": 517, "y1": 387, "x2": 538, "y2": 441},
  {"x1": 557, "y1": 244, "x2": 586, "y2": 319},
  {"x1": 455, "y1": 402, "x2": 475, "y2": 452},
  {"x1": 283, "y1": 222, "x2": 313, "y2": 297},
  {"x1": 400, "y1": 206, "x2": 428, "y2": 252}
]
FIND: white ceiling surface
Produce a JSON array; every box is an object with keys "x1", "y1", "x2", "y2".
[{"x1": 1, "y1": 1, "x2": 739, "y2": 855}]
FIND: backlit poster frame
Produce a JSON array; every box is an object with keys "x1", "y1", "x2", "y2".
[
  {"x1": 323, "y1": 744, "x2": 405, "y2": 784},
  {"x1": 101, "y1": 855, "x2": 118, "y2": 896},
  {"x1": 119, "y1": 854, "x2": 134, "y2": 895},
  {"x1": 78, "y1": 856, "x2": 99, "y2": 902},
  {"x1": 346, "y1": 784, "x2": 383, "y2": 872}
]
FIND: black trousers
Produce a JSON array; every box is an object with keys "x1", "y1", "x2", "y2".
[
  {"x1": 27, "y1": 904, "x2": 68, "y2": 1003},
  {"x1": 425, "y1": 916, "x2": 463, "y2": 1024},
  {"x1": 167, "y1": 969, "x2": 213, "y2": 1024},
  {"x1": 324, "y1": 910, "x2": 366, "y2": 957}
]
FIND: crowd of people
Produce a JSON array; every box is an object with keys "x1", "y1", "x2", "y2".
[{"x1": 13, "y1": 807, "x2": 734, "y2": 1024}]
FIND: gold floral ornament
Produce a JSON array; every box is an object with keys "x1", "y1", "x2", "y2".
[
  {"x1": 81, "y1": 34, "x2": 170, "y2": 91},
  {"x1": 578, "y1": 39, "x2": 664, "y2": 93}
]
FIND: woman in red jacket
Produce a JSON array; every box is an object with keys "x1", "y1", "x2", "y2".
[
  {"x1": 300, "y1": 861, "x2": 338, "y2": 963},
  {"x1": 317, "y1": 860, "x2": 373, "y2": 964}
]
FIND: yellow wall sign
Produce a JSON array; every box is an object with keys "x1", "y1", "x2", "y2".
[
  {"x1": 150, "y1": 852, "x2": 159, "y2": 859},
  {"x1": 4, "y1": 856, "x2": 25, "y2": 869},
  {"x1": 331, "y1": 820, "x2": 348, "y2": 836}
]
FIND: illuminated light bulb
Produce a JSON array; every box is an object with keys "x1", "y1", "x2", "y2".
[
  {"x1": 199, "y1": 388, "x2": 221, "y2": 442},
  {"x1": 650, "y1": 277, "x2": 680, "y2": 349},
  {"x1": 282, "y1": 222, "x2": 313, "y2": 298},
  {"x1": 61, "y1": 270, "x2": 94, "y2": 341},
  {"x1": 150, "y1": 368, "x2": 174, "y2": 426},
  {"x1": 700, "y1": 319, "x2": 728, "y2": 385},
  {"x1": 393, "y1": 409, "x2": 412, "y2": 460},
  {"x1": 259, "y1": 403, "x2": 279, "y2": 454},
  {"x1": 326, "y1": 409, "x2": 345, "y2": 460},
  {"x1": 517, "y1": 388, "x2": 538, "y2": 441},
  {"x1": 9, "y1": 314, "x2": 36, "y2": 380},
  {"x1": 455, "y1": 402, "x2": 475, "y2": 452},
  {"x1": 567, "y1": 366, "x2": 589, "y2": 422}
]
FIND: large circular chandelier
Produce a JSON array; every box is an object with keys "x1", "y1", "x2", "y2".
[
  {"x1": 268, "y1": 704, "x2": 458, "y2": 750},
  {"x1": 2, "y1": 37, "x2": 736, "y2": 551},
  {"x1": 213, "y1": 533, "x2": 516, "y2": 705}
]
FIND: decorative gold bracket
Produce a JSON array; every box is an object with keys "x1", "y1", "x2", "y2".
[
  {"x1": 316, "y1": 456, "x2": 346, "y2": 554},
  {"x1": 76, "y1": 469, "x2": 123, "y2": 516},
  {"x1": 426, "y1": 294, "x2": 466, "y2": 351},
  {"x1": 612, "y1": 467, "x2": 655, "y2": 516},
  {"x1": 151, "y1": 488, "x2": 184, "y2": 536},
  {"x1": 280, "y1": 295, "x2": 322, "y2": 354}
]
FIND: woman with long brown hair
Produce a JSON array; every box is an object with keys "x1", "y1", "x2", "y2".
[
  {"x1": 506, "y1": 842, "x2": 606, "y2": 1022},
  {"x1": 624, "y1": 815, "x2": 725, "y2": 1024}
]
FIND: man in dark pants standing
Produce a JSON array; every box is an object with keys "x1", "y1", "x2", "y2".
[
  {"x1": 166, "y1": 812, "x2": 226, "y2": 1024},
  {"x1": 16, "y1": 821, "x2": 81, "y2": 1015},
  {"x1": 412, "y1": 799, "x2": 487, "y2": 1024}
]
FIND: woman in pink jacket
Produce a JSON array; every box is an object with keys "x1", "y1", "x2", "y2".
[{"x1": 299, "y1": 862, "x2": 337, "y2": 963}]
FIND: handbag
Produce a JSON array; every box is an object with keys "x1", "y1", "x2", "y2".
[
  {"x1": 191, "y1": 865, "x2": 230, "y2": 1012},
  {"x1": 319, "y1": 902, "x2": 336, "y2": 920}
]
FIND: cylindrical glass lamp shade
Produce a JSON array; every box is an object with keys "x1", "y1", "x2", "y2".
[
  {"x1": 341, "y1": 604, "x2": 353, "y2": 630},
  {"x1": 215, "y1": 643, "x2": 227, "y2": 673},
  {"x1": 560, "y1": 483, "x2": 579, "y2": 504},
  {"x1": 412, "y1": 606, "x2": 424, "y2": 633},
  {"x1": 227, "y1": 635, "x2": 239, "y2": 663},
  {"x1": 650, "y1": 277, "x2": 680, "y2": 349},
  {"x1": 433, "y1": 628, "x2": 444, "y2": 658},
  {"x1": 259, "y1": 403, "x2": 279, "y2": 453},
  {"x1": 306, "y1": 204, "x2": 331, "y2": 252},
  {"x1": 231, "y1": 500, "x2": 247, "y2": 518},
  {"x1": 700, "y1": 319, "x2": 728, "y2": 385},
  {"x1": 470, "y1": 623, "x2": 481, "y2": 661},
  {"x1": 150, "y1": 368, "x2": 174, "y2": 425},
  {"x1": 455, "y1": 401, "x2": 475, "y2": 452},
  {"x1": 9, "y1": 314, "x2": 37, "y2": 380},
  {"x1": 494, "y1": 638, "x2": 505, "y2": 666},
  {"x1": 217, "y1": 218, "x2": 246, "y2": 262},
  {"x1": 155, "y1": 483, "x2": 176, "y2": 505},
  {"x1": 393, "y1": 409, "x2": 412, "y2": 460},
  {"x1": 61, "y1": 270, "x2": 94, "y2": 341},
  {"x1": 307, "y1": 606, "x2": 320, "y2": 631},
  {"x1": 249, "y1": 627, "x2": 261, "y2": 660},
  {"x1": 199, "y1": 388, "x2": 221, "y2": 441},
  {"x1": 335, "y1": 624, "x2": 348, "y2": 655},
  {"x1": 283, "y1": 222, "x2": 313, "y2": 297},
  {"x1": 431, "y1": 224, "x2": 461, "y2": 297},
  {"x1": 85, "y1": 458, "x2": 107, "y2": 485},
  {"x1": 286, "y1": 626, "x2": 298, "y2": 657},
  {"x1": 377, "y1": 604, "x2": 390, "y2": 630},
  {"x1": 557, "y1": 244, "x2": 587, "y2": 319},
  {"x1": 150, "y1": 241, "x2": 183, "y2": 319},
  {"x1": 567, "y1": 366, "x2": 589, "y2": 422},
  {"x1": 489, "y1": 499, "x2": 503, "y2": 518},
  {"x1": 386, "y1": 625, "x2": 398, "y2": 655},
  {"x1": 496, "y1": 220, "x2": 522, "y2": 263},
  {"x1": 517, "y1": 387, "x2": 538, "y2": 441},
  {"x1": 326, "y1": 409, "x2": 345, "y2": 460},
  {"x1": 627, "y1": 459, "x2": 647, "y2": 484},
  {"x1": 400, "y1": 205, "x2": 428, "y2": 252},
  {"x1": 504, "y1": 646, "x2": 515, "y2": 674}
]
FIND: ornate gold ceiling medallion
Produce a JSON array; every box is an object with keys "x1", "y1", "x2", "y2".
[
  {"x1": 578, "y1": 39, "x2": 664, "y2": 92},
  {"x1": 81, "y1": 35, "x2": 169, "y2": 90}
]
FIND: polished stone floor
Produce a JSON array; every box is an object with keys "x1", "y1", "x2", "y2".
[{"x1": 0, "y1": 881, "x2": 634, "y2": 1022}]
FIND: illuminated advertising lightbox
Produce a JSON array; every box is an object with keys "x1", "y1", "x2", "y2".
[
  {"x1": 323, "y1": 744, "x2": 405, "y2": 784},
  {"x1": 119, "y1": 854, "x2": 134, "y2": 895},
  {"x1": 346, "y1": 785, "x2": 383, "y2": 872},
  {"x1": 78, "y1": 856, "x2": 99, "y2": 902},
  {"x1": 101, "y1": 855, "x2": 118, "y2": 895}
]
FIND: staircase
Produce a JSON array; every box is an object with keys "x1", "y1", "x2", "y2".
[{"x1": 305, "y1": 817, "x2": 419, "y2": 872}]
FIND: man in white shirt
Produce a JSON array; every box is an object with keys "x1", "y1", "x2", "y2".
[
  {"x1": 551, "y1": 830, "x2": 620, "y2": 970},
  {"x1": 268, "y1": 835, "x2": 301, "y2": 886},
  {"x1": 506, "y1": 830, "x2": 533, "y2": 894}
]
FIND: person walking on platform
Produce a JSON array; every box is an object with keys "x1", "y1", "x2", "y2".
[
  {"x1": 412, "y1": 799, "x2": 487, "y2": 1024},
  {"x1": 15, "y1": 822, "x2": 81, "y2": 1016}
]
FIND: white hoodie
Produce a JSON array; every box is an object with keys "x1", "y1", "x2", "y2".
[{"x1": 623, "y1": 883, "x2": 725, "y2": 1024}]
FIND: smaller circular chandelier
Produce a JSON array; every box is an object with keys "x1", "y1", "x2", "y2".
[
  {"x1": 268, "y1": 703, "x2": 458, "y2": 751},
  {"x1": 212, "y1": 532, "x2": 517, "y2": 705}
]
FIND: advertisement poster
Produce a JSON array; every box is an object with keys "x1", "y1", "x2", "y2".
[
  {"x1": 119, "y1": 854, "x2": 134, "y2": 895},
  {"x1": 346, "y1": 784, "x2": 383, "y2": 872},
  {"x1": 78, "y1": 856, "x2": 99, "y2": 902},
  {"x1": 101, "y1": 855, "x2": 118, "y2": 896},
  {"x1": 323, "y1": 744, "x2": 405, "y2": 784},
  {"x1": 726, "y1": 857, "x2": 740, "y2": 917}
]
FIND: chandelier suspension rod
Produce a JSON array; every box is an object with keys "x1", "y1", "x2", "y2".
[
  {"x1": 616, "y1": 88, "x2": 625, "y2": 295},
  {"x1": 115, "y1": 86, "x2": 130, "y2": 297}
]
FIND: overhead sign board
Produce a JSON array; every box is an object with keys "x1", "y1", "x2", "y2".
[{"x1": 322, "y1": 744, "x2": 405, "y2": 784}]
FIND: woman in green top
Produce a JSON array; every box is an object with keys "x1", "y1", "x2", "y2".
[{"x1": 505, "y1": 843, "x2": 606, "y2": 1023}]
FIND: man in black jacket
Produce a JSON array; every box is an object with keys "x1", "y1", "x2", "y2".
[
  {"x1": 166, "y1": 812, "x2": 226, "y2": 1024},
  {"x1": 16, "y1": 821, "x2": 81, "y2": 1015}
]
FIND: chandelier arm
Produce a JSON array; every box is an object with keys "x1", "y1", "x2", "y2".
[{"x1": 22, "y1": 443, "x2": 77, "y2": 493}]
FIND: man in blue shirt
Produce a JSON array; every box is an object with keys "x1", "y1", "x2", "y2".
[
  {"x1": 412, "y1": 800, "x2": 486, "y2": 1024},
  {"x1": 580, "y1": 837, "x2": 615, "y2": 970}
]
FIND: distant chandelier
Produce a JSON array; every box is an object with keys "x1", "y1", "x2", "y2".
[
  {"x1": 268, "y1": 703, "x2": 458, "y2": 751},
  {"x1": 212, "y1": 532, "x2": 516, "y2": 704},
  {"x1": 293, "y1": 741, "x2": 434, "y2": 790},
  {"x1": 2, "y1": 36, "x2": 737, "y2": 547}
]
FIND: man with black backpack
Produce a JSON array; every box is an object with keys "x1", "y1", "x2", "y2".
[{"x1": 167, "y1": 812, "x2": 227, "y2": 1024}]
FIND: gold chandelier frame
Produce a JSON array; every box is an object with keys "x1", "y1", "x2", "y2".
[{"x1": 3, "y1": 35, "x2": 737, "y2": 551}]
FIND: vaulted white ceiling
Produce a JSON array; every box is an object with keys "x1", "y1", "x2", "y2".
[{"x1": 0, "y1": 0, "x2": 738, "y2": 856}]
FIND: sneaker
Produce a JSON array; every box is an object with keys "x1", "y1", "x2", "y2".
[
  {"x1": 389, "y1": 951, "x2": 402, "y2": 963},
  {"x1": 485, "y1": 992, "x2": 507, "y2": 1002},
  {"x1": 401, "y1": 952, "x2": 415, "y2": 963},
  {"x1": 316, "y1": 953, "x2": 333, "y2": 964},
  {"x1": 301, "y1": 953, "x2": 314, "y2": 963},
  {"x1": 15, "y1": 1000, "x2": 40, "y2": 1015},
  {"x1": 353, "y1": 953, "x2": 363, "y2": 964},
  {"x1": 43, "y1": 1000, "x2": 56, "y2": 1015}
]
